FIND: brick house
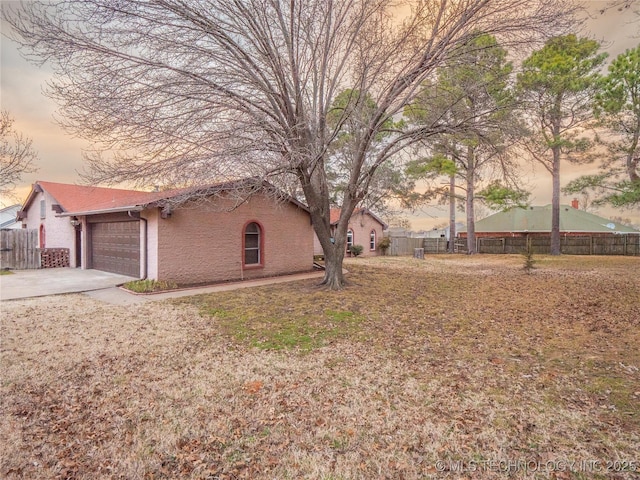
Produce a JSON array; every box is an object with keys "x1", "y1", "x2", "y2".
[
  {"x1": 18, "y1": 180, "x2": 314, "y2": 283},
  {"x1": 313, "y1": 208, "x2": 387, "y2": 257}
]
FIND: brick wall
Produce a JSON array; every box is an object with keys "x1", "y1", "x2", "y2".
[
  {"x1": 345, "y1": 211, "x2": 384, "y2": 257},
  {"x1": 155, "y1": 194, "x2": 313, "y2": 284},
  {"x1": 314, "y1": 211, "x2": 385, "y2": 257},
  {"x1": 23, "y1": 190, "x2": 78, "y2": 267}
]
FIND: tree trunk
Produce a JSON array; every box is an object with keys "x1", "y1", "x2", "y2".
[
  {"x1": 466, "y1": 148, "x2": 476, "y2": 254},
  {"x1": 321, "y1": 243, "x2": 346, "y2": 289},
  {"x1": 306, "y1": 194, "x2": 354, "y2": 290},
  {"x1": 448, "y1": 173, "x2": 456, "y2": 253},
  {"x1": 627, "y1": 120, "x2": 639, "y2": 182},
  {"x1": 299, "y1": 165, "x2": 351, "y2": 290},
  {"x1": 550, "y1": 146, "x2": 561, "y2": 255}
]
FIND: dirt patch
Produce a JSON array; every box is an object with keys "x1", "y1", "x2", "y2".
[{"x1": 1, "y1": 255, "x2": 639, "y2": 479}]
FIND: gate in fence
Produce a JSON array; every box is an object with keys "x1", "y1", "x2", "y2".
[{"x1": 1, "y1": 229, "x2": 40, "y2": 269}]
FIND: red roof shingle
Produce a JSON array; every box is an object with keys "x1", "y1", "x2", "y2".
[
  {"x1": 24, "y1": 179, "x2": 310, "y2": 216},
  {"x1": 36, "y1": 181, "x2": 153, "y2": 213},
  {"x1": 329, "y1": 207, "x2": 387, "y2": 228}
]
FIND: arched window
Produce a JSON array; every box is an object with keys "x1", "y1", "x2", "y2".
[
  {"x1": 346, "y1": 229, "x2": 354, "y2": 252},
  {"x1": 39, "y1": 224, "x2": 46, "y2": 249},
  {"x1": 244, "y1": 222, "x2": 262, "y2": 266},
  {"x1": 370, "y1": 230, "x2": 376, "y2": 251}
]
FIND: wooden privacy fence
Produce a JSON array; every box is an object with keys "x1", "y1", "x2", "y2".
[
  {"x1": 469, "y1": 234, "x2": 640, "y2": 256},
  {"x1": 386, "y1": 234, "x2": 640, "y2": 256},
  {"x1": 387, "y1": 236, "x2": 448, "y2": 256},
  {"x1": 423, "y1": 238, "x2": 449, "y2": 254},
  {"x1": 388, "y1": 236, "x2": 425, "y2": 256},
  {"x1": 1, "y1": 229, "x2": 40, "y2": 269}
]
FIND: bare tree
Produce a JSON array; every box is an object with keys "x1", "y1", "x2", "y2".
[
  {"x1": 0, "y1": 110, "x2": 38, "y2": 200},
  {"x1": 4, "y1": 0, "x2": 576, "y2": 288}
]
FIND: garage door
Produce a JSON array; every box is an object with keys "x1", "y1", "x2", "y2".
[{"x1": 90, "y1": 221, "x2": 140, "y2": 277}]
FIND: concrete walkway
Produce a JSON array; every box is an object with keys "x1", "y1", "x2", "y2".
[
  {"x1": 84, "y1": 270, "x2": 326, "y2": 305},
  {"x1": 0, "y1": 268, "x2": 137, "y2": 301},
  {"x1": 2, "y1": 267, "x2": 327, "y2": 305}
]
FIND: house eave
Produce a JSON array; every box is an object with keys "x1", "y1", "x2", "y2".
[{"x1": 59, "y1": 205, "x2": 145, "y2": 217}]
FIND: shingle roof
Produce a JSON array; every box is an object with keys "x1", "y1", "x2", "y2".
[
  {"x1": 22, "y1": 179, "x2": 310, "y2": 216},
  {"x1": 463, "y1": 205, "x2": 639, "y2": 234},
  {"x1": 330, "y1": 208, "x2": 388, "y2": 229},
  {"x1": 0, "y1": 204, "x2": 21, "y2": 228},
  {"x1": 330, "y1": 208, "x2": 342, "y2": 224},
  {"x1": 35, "y1": 181, "x2": 153, "y2": 214}
]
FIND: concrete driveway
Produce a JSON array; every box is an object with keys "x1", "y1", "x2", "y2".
[{"x1": 0, "y1": 268, "x2": 137, "y2": 301}]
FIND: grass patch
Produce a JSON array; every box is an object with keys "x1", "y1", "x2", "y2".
[
  {"x1": 201, "y1": 303, "x2": 364, "y2": 351},
  {"x1": 122, "y1": 279, "x2": 178, "y2": 293},
  {"x1": 0, "y1": 269, "x2": 14, "y2": 275},
  {"x1": 2, "y1": 255, "x2": 639, "y2": 479}
]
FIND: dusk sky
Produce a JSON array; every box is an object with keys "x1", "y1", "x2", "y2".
[{"x1": 1, "y1": 1, "x2": 639, "y2": 228}]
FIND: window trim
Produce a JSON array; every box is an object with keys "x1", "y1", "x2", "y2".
[
  {"x1": 370, "y1": 229, "x2": 376, "y2": 251},
  {"x1": 346, "y1": 228, "x2": 354, "y2": 252},
  {"x1": 242, "y1": 220, "x2": 264, "y2": 269}
]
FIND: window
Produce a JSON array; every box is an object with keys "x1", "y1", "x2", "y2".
[
  {"x1": 370, "y1": 230, "x2": 376, "y2": 250},
  {"x1": 346, "y1": 229, "x2": 354, "y2": 252},
  {"x1": 244, "y1": 222, "x2": 261, "y2": 266},
  {"x1": 39, "y1": 224, "x2": 46, "y2": 249},
  {"x1": 40, "y1": 200, "x2": 46, "y2": 219}
]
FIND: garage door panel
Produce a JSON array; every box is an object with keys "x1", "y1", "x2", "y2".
[{"x1": 90, "y1": 221, "x2": 140, "y2": 277}]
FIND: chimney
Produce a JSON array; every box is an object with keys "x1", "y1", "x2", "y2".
[{"x1": 571, "y1": 198, "x2": 579, "y2": 209}]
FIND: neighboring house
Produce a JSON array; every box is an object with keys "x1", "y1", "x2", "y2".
[
  {"x1": 385, "y1": 226, "x2": 410, "y2": 238},
  {"x1": 419, "y1": 228, "x2": 446, "y2": 239},
  {"x1": 0, "y1": 204, "x2": 22, "y2": 229},
  {"x1": 445, "y1": 222, "x2": 466, "y2": 241},
  {"x1": 18, "y1": 179, "x2": 314, "y2": 283},
  {"x1": 313, "y1": 208, "x2": 387, "y2": 257},
  {"x1": 459, "y1": 203, "x2": 640, "y2": 237}
]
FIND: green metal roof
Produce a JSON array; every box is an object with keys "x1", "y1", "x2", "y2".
[{"x1": 461, "y1": 205, "x2": 640, "y2": 234}]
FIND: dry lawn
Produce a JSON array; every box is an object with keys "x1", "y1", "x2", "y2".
[{"x1": 1, "y1": 255, "x2": 639, "y2": 479}]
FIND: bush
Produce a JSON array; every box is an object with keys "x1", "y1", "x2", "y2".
[
  {"x1": 123, "y1": 279, "x2": 178, "y2": 293},
  {"x1": 377, "y1": 237, "x2": 391, "y2": 254},
  {"x1": 350, "y1": 244, "x2": 364, "y2": 257}
]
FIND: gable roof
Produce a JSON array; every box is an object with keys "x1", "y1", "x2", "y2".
[
  {"x1": 20, "y1": 179, "x2": 309, "y2": 217},
  {"x1": 330, "y1": 208, "x2": 388, "y2": 229},
  {"x1": 23, "y1": 181, "x2": 152, "y2": 215},
  {"x1": 464, "y1": 205, "x2": 639, "y2": 234}
]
